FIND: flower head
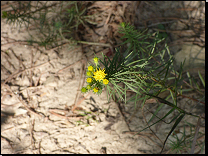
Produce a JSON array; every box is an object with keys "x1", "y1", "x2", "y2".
[
  {"x1": 88, "y1": 66, "x2": 93, "y2": 72},
  {"x1": 103, "y1": 79, "x2": 109, "y2": 85},
  {"x1": 87, "y1": 71, "x2": 92, "y2": 76},
  {"x1": 81, "y1": 87, "x2": 87, "y2": 93},
  {"x1": 87, "y1": 78, "x2": 92, "y2": 83},
  {"x1": 93, "y1": 68, "x2": 107, "y2": 82},
  {"x1": 93, "y1": 57, "x2": 99, "y2": 65},
  {"x1": 86, "y1": 85, "x2": 91, "y2": 90},
  {"x1": 93, "y1": 87, "x2": 99, "y2": 93}
]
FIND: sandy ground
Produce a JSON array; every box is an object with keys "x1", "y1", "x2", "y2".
[
  {"x1": 1, "y1": 28, "x2": 160, "y2": 153},
  {"x1": 1, "y1": 1, "x2": 205, "y2": 154}
]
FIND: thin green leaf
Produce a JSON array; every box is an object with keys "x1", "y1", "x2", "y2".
[
  {"x1": 123, "y1": 81, "x2": 138, "y2": 93},
  {"x1": 147, "y1": 107, "x2": 180, "y2": 124},
  {"x1": 160, "y1": 113, "x2": 185, "y2": 153},
  {"x1": 148, "y1": 103, "x2": 164, "y2": 124},
  {"x1": 186, "y1": 71, "x2": 192, "y2": 86},
  {"x1": 134, "y1": 107, "x2": 177, "y2": 136},
  {"x1": 145, "y1": 93, "x2": 185, "y2": 113},
  {"x1": 181, "y1": 88, "x2": 194, "y2": 92},
  {"x1": 169, "y1": 90, "x2": 176, "y2": 106},
  {"x1": 198, "y1": 70, "x2": 205, "y2": 87},
  {"x1": 192, "y1": 78, "x2": 200, "y2": 90},
  {"x1": 111, "y1": 81, "x2": 125, "y2": 101}
]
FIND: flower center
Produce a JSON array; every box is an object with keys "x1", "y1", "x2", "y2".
[{"x1": 93, "y1": 68, "x2": 107, "y2": 82}]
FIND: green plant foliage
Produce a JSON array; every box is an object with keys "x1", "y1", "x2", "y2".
[
  {"x1": 2, "y1": 1, "x2": 97, "y2": 49},
  {"x1": 168, "y1": 122, "x2": 205, "y2": 154},
  {"x1": 81, "y1": 22, "x2": 204, "y2": 154},
  {"x1": 3, "y1": 3, "x2": 204, "y2": 153}
]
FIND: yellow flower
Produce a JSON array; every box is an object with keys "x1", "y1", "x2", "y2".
[
  {"x1": 93, "y1": 68, "x2": 107, "y2": 82},
  {"x1": 93, "y1": 87, "x2": 99, "y2": 93},
  {"x1": 87, "y1": 71, "x2": 92, "y2": 76},
  {"x1": 103, "y1": 79, "x2": 109, "y2": 85},
  {"x1": 87, "y1": 78, "x2": 92, "y2": 83},
  {"x1": 88, "y1": 66, "x2": 93, "y2": 72},
  {"x1": 93, "y1": 57, "x2": 99, "y2": 65}
]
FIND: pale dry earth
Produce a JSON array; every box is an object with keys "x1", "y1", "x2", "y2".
[{"x1": 1, "y1": 1, "x2": 205, "y2": 154}]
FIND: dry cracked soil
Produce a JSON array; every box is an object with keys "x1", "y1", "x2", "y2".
[{"x1": 1, "y1": 1, "x2": 205, "y2": 154}]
